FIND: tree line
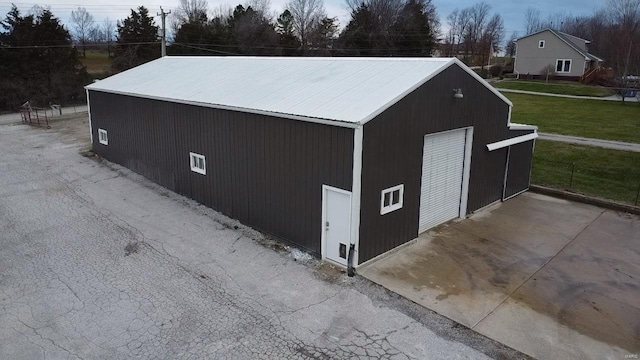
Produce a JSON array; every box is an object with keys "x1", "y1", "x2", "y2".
[{"x1": 167, "y1": 0, "x2": 439, "y2": 57}]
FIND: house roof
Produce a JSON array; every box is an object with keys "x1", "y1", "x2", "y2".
[
  {"x1": 517, "y1": 28, "x2": 604, "y2": 62},
  {"x1": 86, "y1": 56, "x2": 511, "y2": 127}
]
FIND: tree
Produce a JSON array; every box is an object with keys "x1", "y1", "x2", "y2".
[
  {"x1": 174, "y1": 0, "x2": 209, "y2": 24},
  {"x1": 505, "y1": 31, "x2": 518, "y2": 57},
  {"x1": 524, "y1": 8, "x2": 543, "y2": 34},
  {"x1": 70, "y1": 7, "x2": 95, "y2": 57},
  {"x1": 391, "y1": 0, "x2": 436, "y2": 56},
  {"x1": 112, "y1": 6, "x2": 159, "y2": 71},
  {"x1": 339, "y1": 3, "x2": 381, "y2": 55},
  {"x1": 0, "y1": 6, "x2": 90, "y2": 110},
  {"x1": 227, "y1": 5, "x2": 279, "y2": 55},
  {"x1": 276, "y1": 10, "x2": 301, "y2": 55},
  {"x1": 288, "y1": 0, "x2": 325, "y2": 54},
  {"x1": 308, "y1": 16, "x2": 339, "y2": 55},
  {"x1": 540, "y1": 64, "x2": 555, "y2": 82},
  {"x1": 101, "y1": 18, "x2": 116, "y2": 57}
]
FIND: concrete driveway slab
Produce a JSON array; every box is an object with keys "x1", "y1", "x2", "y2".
[
  {"x1": 0, "y1": 114, "x2": 524, "y2": 359},
  {"x1": 360, "y1": 192, "x2": 639, "y2": 359},
  {"x1": 475, "y1": 209, "x2": 640, "y2": 359}
]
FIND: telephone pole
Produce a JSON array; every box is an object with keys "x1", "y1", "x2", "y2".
[{"x1": 158, "y1": 7, "x2": 171, "y2": 57}]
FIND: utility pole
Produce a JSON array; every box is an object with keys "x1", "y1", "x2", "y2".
[{"x1": 158, "y1": 7, "x2": 171, "y2": 57}]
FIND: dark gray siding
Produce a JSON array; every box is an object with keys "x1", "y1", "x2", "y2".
[
  {"x1": 359, "y1": 64, "x2": 535, "y2": 263},
  {"x1": 505, "y1": 140, "x2": 535, "y2": 198},
  {"x1": 89, "y1": 91, "x2": 354, "y2": 255}
]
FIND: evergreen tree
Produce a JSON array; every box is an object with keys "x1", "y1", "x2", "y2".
[
  {"x1": 0, "y1": 6, "x2": 89, "y2": 110},
  {"x1": 391, "y1": 0, "x2": 435, "y2": 56},
  {"x1": 228, "y1": 5, "x2": 279, "y2": 55},
  {"x1": 308, "y1": 16, "x2": 339, "y2": 55},
  {"x1": 339, "y1": 4, "x2": 382, "y2": 56},
  {"x1": 112, "y1": 6, "x2": 159, "y2": 71},
  {"x1": 276, "y1": 10, "x2": 301, "y2": 55}
]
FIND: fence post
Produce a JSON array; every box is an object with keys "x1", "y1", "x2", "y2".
[
  {"x1": 569, "y1": 163, "x2": 575, "y2": 189},
  {"x1": 635, "y1": 181, "x2": 640, "y2": 206}
]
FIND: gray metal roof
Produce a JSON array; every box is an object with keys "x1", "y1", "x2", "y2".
[{"x1": 86, "y1": 56, "x2": 511, "y2": 126}]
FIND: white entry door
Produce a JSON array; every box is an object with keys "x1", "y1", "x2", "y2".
[
  {"x1": 419, "y1": 129, "x2": 468, "y2": 233},
  {"x1": 323, "y1": 186, "x2": 352, "y2": 266}
]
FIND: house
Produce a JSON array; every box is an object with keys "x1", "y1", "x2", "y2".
[
  {"x1": 515, "y1": 28, "x2": 603, "y2": 79},
  {"x1": 85, "y1": 56, "x2": 537, "y2": 269}
]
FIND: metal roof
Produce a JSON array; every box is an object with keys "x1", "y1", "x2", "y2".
[{"x1": 86, "y1": 56, "x2": 511, "y2": 126}]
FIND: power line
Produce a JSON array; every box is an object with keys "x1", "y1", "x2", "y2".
[{"x1": 0, "y1": 41, "x2": 160, "y2": 49}]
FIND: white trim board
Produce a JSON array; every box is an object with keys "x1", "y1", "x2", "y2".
[
  {"x1": 350, "y1": 126, "x2": 363, "y2": 267},
  {"x1": 487, "y1": 133, "x2": 538, "y2": 151},
  {"x1": 86, "y1": 89, "x2": 93, "y2": 144}
]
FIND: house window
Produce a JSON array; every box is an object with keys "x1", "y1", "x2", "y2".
[
  {"x1": 98, "y1": 128, "x2": 108, "y2": 145},
  {"x1": 556, "y1": 59, "x2": 572, "y2": 73},
  {"x1": 189, "y1": 152, "x2": 206, "y2": 175},
  {"x1": 380, "y1": 184, "x2": 404, "y2": 215},
  {"x1": 538, "y1": 40, "x2": 545, "y2": 48}
]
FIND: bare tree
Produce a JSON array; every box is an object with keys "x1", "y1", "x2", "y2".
[
  {"x1": 102, "y1": 18, "x2": 116, "y2": 57},
  {"x1": 71, "y1": 7, "x2": 95, "y2": 57},
  {"x1": 525, "y1": 8, "x2": 543, "y2": 34},
  {"x1": 288, "y1": 0, "x2": 325, "y2": 54},
  {"x1": 175, "y1": 0, "x2": 209, "y2": 24},
  {"x1": 540, "y1": 64, "x2": 555, "y2": 82}
]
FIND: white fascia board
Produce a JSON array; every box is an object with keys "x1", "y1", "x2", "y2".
[
  {"x1": 85, "y1": 89, "x2": 360, "y2": 129},
  {"x1": 487, "y1": 133, "x2": 538, "y2": 151},
  {"x1": 509, "y1": 123, "x2": 538, "y2": 131}
]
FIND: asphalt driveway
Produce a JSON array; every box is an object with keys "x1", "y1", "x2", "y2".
[
  {"x1": 0, "y1": 114, "x2": 526, "y2": 359},
  {"x1": 359, "y1": 192, "x2": 640, "y2": 359}
]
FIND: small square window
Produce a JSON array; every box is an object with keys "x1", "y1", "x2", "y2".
[
  {"x1": 190, "y1": 152, "x2": 206, "y2": 175},
  {"x1": 98, "y1": 128, "x2": 108, "y2": 145},
  {"x1": 380, "y1": 184, "x2": 404, "y2": 215},
  {"x1": 538, "y1": 40, "x2": 545, "y2": 48}
]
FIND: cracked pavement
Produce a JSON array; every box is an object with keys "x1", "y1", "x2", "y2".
[{"x1": 0, "y1": 115, "x2": 518, "y2": 359}]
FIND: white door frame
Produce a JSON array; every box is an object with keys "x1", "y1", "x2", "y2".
[
  {"x1": 459, "y1": 127, "x2": 474, "y2": 218},
  {"x1": 321, "y1": 185, "x2": 352, "y2": 265}
]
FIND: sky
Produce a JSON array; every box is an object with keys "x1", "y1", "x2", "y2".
[{"x1": 0, "y1": 0, "x2": 605, "y2": 41}]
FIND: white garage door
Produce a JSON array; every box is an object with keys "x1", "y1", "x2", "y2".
[{"x1": 419, "y1": 129, "x2": 467, "y2": 233}]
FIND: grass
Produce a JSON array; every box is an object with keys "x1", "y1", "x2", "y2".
[
  {"x1": 532, "y1": 140, "x2": 640, "y2": 206},
  {"x1": 505, "y1": 93, "x2": 640, "y2": 143},
  {"x1": 80, "y1": 50, "x2": 112, "y2": 75},
  {"x1": 495, "y1": 79, "x2": 615, "y2": 97}
]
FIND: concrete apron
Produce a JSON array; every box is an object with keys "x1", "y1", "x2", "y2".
[{"x1": 359, "y1": 192, "x2": 640, "y2": 360}]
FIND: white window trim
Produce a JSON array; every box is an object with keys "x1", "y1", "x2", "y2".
[
  {"x1": 380, "y1": 184, "x2": 404, "y2": 215},
  {"x1": 189, "y1": 152, "x2": 206, "y2": 175},
  {"x1": 98, "y1": 128, "x2": 108, "y2": 145},
  {"x1": 538, "y1": 40, "x2": 545, "y2": 48},
  {"x1": 556, "y1": 59, "x2": 572, "y2": 73}
]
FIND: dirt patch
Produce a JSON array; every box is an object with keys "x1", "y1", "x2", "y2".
[{"x1": 124, "y1": 242, "x2": 140, "y2": 256}]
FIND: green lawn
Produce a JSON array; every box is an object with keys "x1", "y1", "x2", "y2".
[
  {"x1": 81, "y1": 50, "x2": 112, "y2": 75},
  {"x1": 505, "y1": 93, "x2": 640, "y2": 143},
  {"x1": 532, "y1": 140, "x2": 640, "y2": 206},
  {"x1": 495, "y1": 79, "x2": 615, "y2": 97}
]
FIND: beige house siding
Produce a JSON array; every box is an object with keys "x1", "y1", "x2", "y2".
[{"x1": 515, "y1": 30, "x2": 587, "y2": 77}]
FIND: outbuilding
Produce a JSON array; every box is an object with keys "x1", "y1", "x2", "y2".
[{"x1": 86, "y1": 56, "x2": 537, "y2": 269}]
